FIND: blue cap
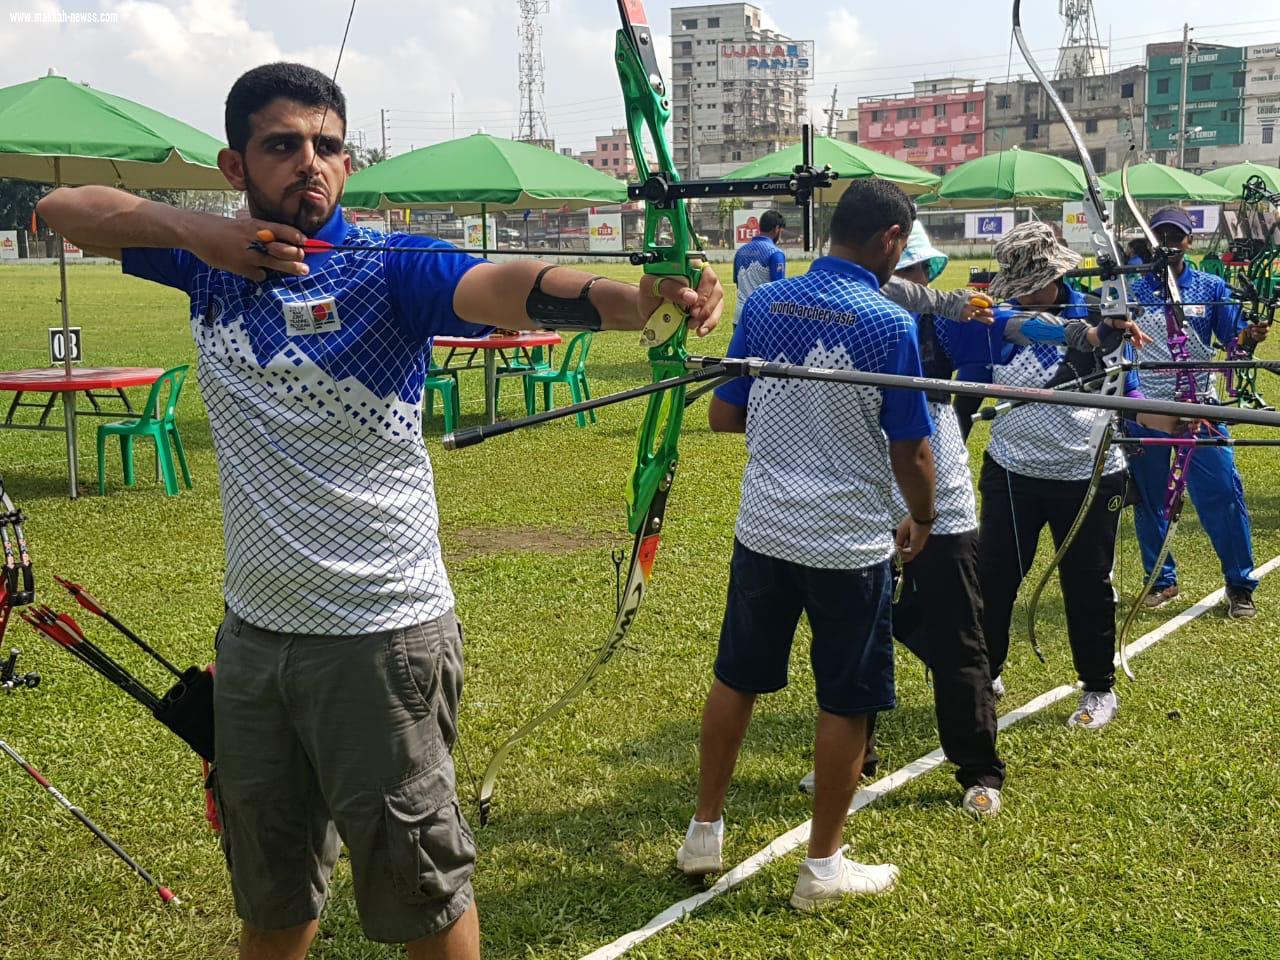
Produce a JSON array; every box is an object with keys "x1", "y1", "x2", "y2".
[{"x1": 1149, "y1": 206, "x2": 1194, "y2": 235}]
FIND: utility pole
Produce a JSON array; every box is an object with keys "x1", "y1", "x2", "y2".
[
  {"x1": 1176, "y1": 22, "x2": 1192, "y2": 169},
  {"x1": 451, "y1": 93, "x2": 457, "y2": 140},
  {"x1": 381, "y1": 109, "x2": 391, "y2": 231},
  {"x1": 823, "y1": 86, "x2": 839, "y2": 138}
]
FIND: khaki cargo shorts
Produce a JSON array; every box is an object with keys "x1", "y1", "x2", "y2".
[{"x1": 210, "y1": 608, "x2": 474, "y2": 943}]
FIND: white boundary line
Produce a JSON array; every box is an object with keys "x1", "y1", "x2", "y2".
[{"x1": 579, "y1": 555, "x2": 1280, "y2": 960}]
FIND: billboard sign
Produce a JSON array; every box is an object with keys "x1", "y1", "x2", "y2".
[{"x1": 718, "y1": 41, "x2": 814, "y2": 80}]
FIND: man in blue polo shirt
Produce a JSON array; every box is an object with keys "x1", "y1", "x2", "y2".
[
  {"x1": 37, "y1": 62, "x2": 723, "y2": 960},
  {"x1": 676, "y1": 179, "x2": 936, "y2": 910},
  {"x1": 1127, "y1": 206, "x2": 1269, "y2": 618},
  {"x1": 732, "y1": 209, "x2": 787, "y2": 323}
]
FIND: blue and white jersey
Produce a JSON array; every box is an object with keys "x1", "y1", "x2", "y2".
[
  {"x1": 940, "y1": 285, "x2": 1132, "y2": 482},
  {"x1": 1131, "y1": 266, "x2": 1243, "y2": 402},
  {"x1": 888, "y1": 312, "x2": 976, "y2": 535},
  {"x1": 123, "y1": 206, "x2": 490, "y2": 635},
  {"x1": 732, "y1": 234, "x2": 786, "y2": 324},
  {"x1": 715, "y1": 257, "x2": 933, "y2": 569}
]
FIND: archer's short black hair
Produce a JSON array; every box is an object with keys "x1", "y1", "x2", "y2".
[
  {"x1": 760, "y1": 210, "x2": 786, "y2": 234},
  {"x1": 829, "y1": 179, "x2": 915, "y2": 248},
  {"x1": 225, "y1": 63, "x2": 346, "y2": 153}
]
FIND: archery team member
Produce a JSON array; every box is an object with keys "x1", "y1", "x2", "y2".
[
  {"x1": 732, "y1": 209, "x2": 787, "y2": 324},
  {"x1": 38, "y1": 62, "x2": 723, "y2": 960},
  {"x1": 1127, "y1": 207, "x2": 1269, "y2": 619},
  {"x1": 945, "y1": 223, "x2": 1148, "y2": 731},
  {"x1": 884, "y1": 223, "x2": 1006, "y2": 816},
  {"x1": 678, "y1": 180, "x2": 935, "y2": 908}
]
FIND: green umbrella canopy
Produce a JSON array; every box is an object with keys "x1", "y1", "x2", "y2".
[
  {"x1": 918, "y1": 148, "x2": 1118, "y2": 208},
  {"x1": 341, "y1": 133, "x2": 628, "y2": 213},
  {"x1": 723, "y1": 136, "x2": 940, "y2": 197},
  {"x1": 1099, "y1": 160, "x2": 1233, "y2": 202},
  {"x1": 0, "y1": 72, "x2": 226, "y2": 188},
  {"x1": 1200, "y1": 161, "x2": 1280, "y2": 199}
]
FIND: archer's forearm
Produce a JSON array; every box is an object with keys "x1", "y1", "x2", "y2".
[
  {"x1": 37, "y1": 186, "x2": 208, "y2": 256},
  {"x1": 889, "y1": 437, "x2": 936, "y2": 521},
  {"x1": 460, "y1": 260, "x2": 642, "y2": 332}
]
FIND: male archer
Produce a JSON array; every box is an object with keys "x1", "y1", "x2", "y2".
[{"x1": 38, "y1": 62, "x2": 723, "y2": 960}]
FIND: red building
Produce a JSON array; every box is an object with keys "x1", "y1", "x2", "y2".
[{"x1": 858, "y1": 82, "x2": 986, "y2": 176}]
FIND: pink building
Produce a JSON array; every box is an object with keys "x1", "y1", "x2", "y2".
[
  {"x1": 579, "y1": 128, "x2": 642, "y2": 179},
  {"x1": 858, "y1": 83, "x2": 986, "y2": 176}
]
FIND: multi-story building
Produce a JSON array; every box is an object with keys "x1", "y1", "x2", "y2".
[
  {"x1": 578, "y1": 129, "x2": 642, "y2": 179},
  {"x1": 984, "y1": 65, "x2": 1145, "y2": 172},
  {"x1": 1245, "y1": 43, "x2": 1280, "y2": 160},
  {"x1": 858, "y1": 79, "x2": 985, "y2": 177},
  {"x1": 670, "y1": 3, "x2": 809, "y2": 179},
  {"x1": 1145, "y1": 42, "x2": 1245, "y2": 168}
]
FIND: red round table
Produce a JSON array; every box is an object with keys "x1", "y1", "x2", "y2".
[
  {"x1": 0, "y1": 367, "x2": 165, "y2": 498},
  {"x1": 432, "y1": 333, "x2": 562, "y2": 425}
]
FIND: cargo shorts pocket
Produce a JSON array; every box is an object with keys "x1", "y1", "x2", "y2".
[
  {"x1": 384, "y1": 764, "x2": 476, "y2": 904},
  {"x1": 387, "y1": 622, "x2": 441, "y2": 724}
]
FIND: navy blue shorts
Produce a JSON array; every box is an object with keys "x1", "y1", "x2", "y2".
[{"x1": 714, "y1": 539, "x2": 896, "y2": 715}]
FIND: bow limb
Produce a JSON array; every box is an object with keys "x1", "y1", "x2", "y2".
[
  {"x1": 1010, "y1": 0, "x2": 1130, "y2": 659},
  {"x1": 1112, "y1": 153, "x2": 1198, "y2": 665},
  {"x1": 475, "y1": 0, "x2": 692, "y2": 823},
  {"x1": 1024, "y1": 417, "x2": 1115, "y2": 659}
]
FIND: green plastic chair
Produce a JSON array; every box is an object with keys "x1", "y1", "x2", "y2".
[
  {"x1": 494, "y1": 345, "x2": 552, "y2": 412},
  {"x1": 523, "y1": 332, "x2": 596, "y2": 426},
  {"x1": 97, "y1": 365, "x2": 192, "y2": 496},
  {"x1": 424, "y1": 357, "x2": 460, "y2": 433}
]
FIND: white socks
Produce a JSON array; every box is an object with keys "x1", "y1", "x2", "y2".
[
  {"x1": 804, "y1": 848, "x2": 846, "y2": 880},
  {"x1": 686, "y1": 817, "x2": 724, "y2": 841}
]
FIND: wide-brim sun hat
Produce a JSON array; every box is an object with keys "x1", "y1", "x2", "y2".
[
  {"x1": 987, "y1": 221, "x2": 1081, "y2": 302},
  {"x1": 896, "y1": 221, "x2": 949, "y2": 283}
]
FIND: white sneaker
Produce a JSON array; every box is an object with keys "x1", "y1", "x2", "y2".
[
  {"x1": 790, "y1": 853, "x2": 899, "y2": 910},
  {"x1": 1068, "y1": 689, "x2": 1118, "y2": 730},
  {"x1": 798, "y1": 770, "x2": 815, "y2": 794},
  {"x1": 676, "y1": 820, "x2": 723, "y2": 876},
  {"x1": 991, "y1": 675, "x2": 1006, "y2": 700},
  {"x1": 961, "y1": 785, "x2": 1002, "y2": 818}
]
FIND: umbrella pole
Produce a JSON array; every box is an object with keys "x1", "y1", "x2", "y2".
[
  {"x1": 53, "y1": 159, "x2": 78, "y2": 499},
  {"x1": 481, "y1": 203, "x2": 489, "y2": 256}
]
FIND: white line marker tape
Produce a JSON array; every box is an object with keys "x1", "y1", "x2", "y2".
[{"x1": 579, "y1": 555, "x2": 1280, "y2": 960}]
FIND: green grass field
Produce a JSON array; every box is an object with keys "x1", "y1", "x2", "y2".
[{"x1": 1, "y1": 259, "x2": 1278, "y2": 959}]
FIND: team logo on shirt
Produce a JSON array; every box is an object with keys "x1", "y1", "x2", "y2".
[
  {"x1": 199, "y1": 297, "x2": 224, "y2": 328},
  {"x1": 283, "y1": 297, "x2": 342, "y2": 335}
]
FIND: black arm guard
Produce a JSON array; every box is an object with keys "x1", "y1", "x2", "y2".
[{"x1": 525, "y1": 266, "x2": 605, "y2": 331}]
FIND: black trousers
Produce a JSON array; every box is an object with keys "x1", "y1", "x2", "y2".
[
  {"x1": 893, "y1": 529, "x2": 1005, "y2": 791},
  {"x1": 977, "y1": 455, "x2": 1123, "y2": 692}
]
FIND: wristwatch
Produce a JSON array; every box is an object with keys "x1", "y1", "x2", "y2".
[{"x1": 911, "y1": 509, "x2": 938, "y2": 526}]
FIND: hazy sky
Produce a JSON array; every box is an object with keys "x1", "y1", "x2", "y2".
[{"x1": 2, "y1": 0, "x2": 1278, "y2": 153}]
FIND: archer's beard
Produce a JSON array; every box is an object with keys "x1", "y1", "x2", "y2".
[{"x1": 243, "y1": 174, "x2": 334, "y2": 236}]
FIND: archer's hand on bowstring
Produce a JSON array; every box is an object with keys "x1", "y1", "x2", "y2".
[
  {"x1": 639, "y1": 260, "x2": 724, "y2": 337},
  {"x1": 197, "y1": 221, "x2": 310, "y2": 282}
]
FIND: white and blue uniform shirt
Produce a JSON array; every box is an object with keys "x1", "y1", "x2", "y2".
[
  {"x1": 940, "y1": 285, "x2": 1134, "y2": 482},
  {"x1": 123, "y1": 207, "x2": 490, "y2": 635},
  {"x1": 1130, "y1": 266, "x2": 1243, "y2": 402},
  {"x1": 889, "y1": 313, "x2": 976, "y2": 535},
  {"x1": 715, "y1": 257, "x2": 933, "y2": 569},
  {"x1": 732, "y1": 234, "x2": 786, "y2": 324}
]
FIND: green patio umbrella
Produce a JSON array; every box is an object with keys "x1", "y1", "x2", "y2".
[
  {"x1": 917, "y1": 148, "x2": 1118, "y2": 208},
  {"x1": 1200, "y1": 161, "x2": 1280, "y2": 200},
  {"x1": 723, "y1": 136, "x2": 940, "y2": 196},
  {"x1": 0, "y1": 71, "x2": 226, "y2": 188},
  {"x1": 342, "y1": 133, "x2": 628, "y2": 249},
  {"x1": 0, "y1": 70, "x2": 227, "y2": 497},
  {"x1": 1099, "y1": 161, "x2": 1233, "y2": 202}
]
